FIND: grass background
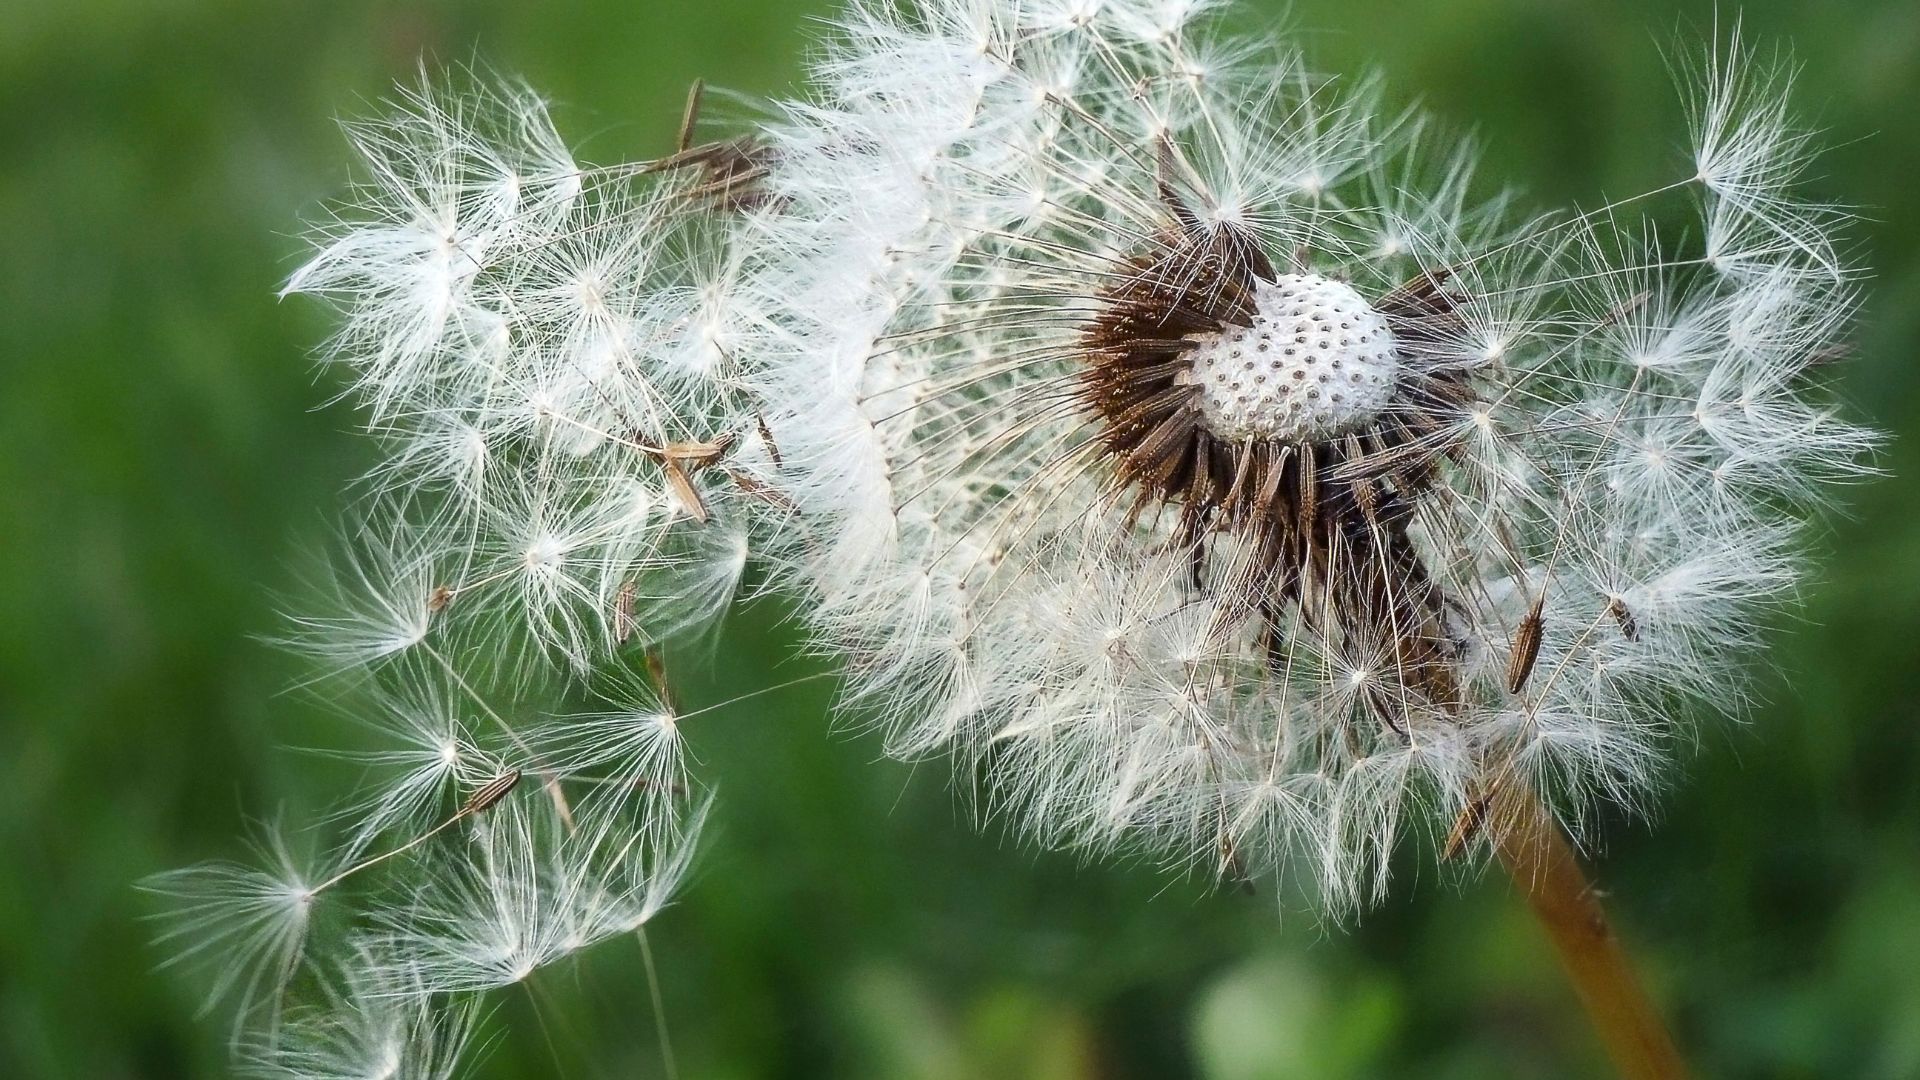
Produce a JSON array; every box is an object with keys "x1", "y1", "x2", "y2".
[{"x1": 2, "y1": 0, "x2": 1918, "y2": 1076}]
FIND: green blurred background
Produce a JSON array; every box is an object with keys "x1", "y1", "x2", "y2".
[{"x1": 3, "y1": 1, "x2": 1917, "y2": 1076}]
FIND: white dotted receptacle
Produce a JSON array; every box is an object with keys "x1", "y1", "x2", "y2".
[{"x1": 1185, "y1": 274, "x2": 1399, "y2": 442}]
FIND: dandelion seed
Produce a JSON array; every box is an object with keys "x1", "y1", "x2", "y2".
[
  {"x1": 322, "y1": 676, "x2": 502, "y2": 858},
  {"x1": 144, "y1": 828, "x2": 327, "y2": 1028},
  {"x1": 378, "y1": 796, "x2": 706, "y2": 995},
  {"x1": 241, "y1": 949, "x2": 483, "y2": 1080},
  {"x1": 281, "y1": 519, "x2": 446, "y2": 672}
]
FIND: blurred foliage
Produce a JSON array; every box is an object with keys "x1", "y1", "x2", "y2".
[{"x1": 1, "y1": 1, "x2": 1917, "y2": 1077}]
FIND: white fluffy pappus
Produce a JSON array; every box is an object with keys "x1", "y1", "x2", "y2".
[
  {"x1": 283, "y1": 76, "x2": 778, "y2": 676},
  {"x1": 744, "y1": 0, "x2": 1879, "y2": 909},
  {"x1": 238, "y1": 947, "x2": 483, "y2": 1080},
  {"x1": 146, "y1": 674, "x2": 710, "y2": 1066},
  {"x1": 153, "y1": 76, "x2": 758, "y2": 1067}
]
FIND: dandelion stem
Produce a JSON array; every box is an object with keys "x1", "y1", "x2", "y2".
[
  {"x1": 1490, "y1": 785, "x2": 1688, "y2": 1080},
  {"x1": 310, "y1": 770, "x2": 520, "y2": 895},
  {"x1": 635, "y1": 927, "x2": 680, "y2": 1080},
  {"x1": 310, "y1": 810, "x2": 465, "y2": 895}
]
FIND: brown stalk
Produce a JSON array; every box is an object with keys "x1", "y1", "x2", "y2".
[
  {"x1": 1487, "y1": 783, "x2": 1689, "y2": 1080},
  {"x1": 1075, "y1": 185, "x2": 1683, "y2": 1077}
]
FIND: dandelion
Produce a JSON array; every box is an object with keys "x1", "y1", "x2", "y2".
[
  {"x1": 753, "y1": 0, "x2": 1871, "y2": 897},
  {"x1": 152, "y1": 2, "x2": 1880, "y2": 1076},
  {"x1": 151, "y1": 73, "x2": 749, "y2": 1069},
  {"x1": 744, "y1": 1, "x2": 1875, "y2": 1071}
]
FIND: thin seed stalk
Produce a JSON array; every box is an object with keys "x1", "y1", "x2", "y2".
[{"x1": 1489, "y1": 784, "x2": 1689, "y2": 1080}]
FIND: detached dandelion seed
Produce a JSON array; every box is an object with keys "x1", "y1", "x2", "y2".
[
  {"x1": 241, "y1": 948, "x2": 483, "y2": 1080},
  {"x1": 144, "y1": 835, "x2": 323, "y2": 1027}
]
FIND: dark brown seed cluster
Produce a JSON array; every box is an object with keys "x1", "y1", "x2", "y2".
[
  {"x1": 649, "y1": 137, "x2": 778, "y2": 213},
  {"x1": 1075, "y1": 189, "x2": 1479, "y2": 717},
  {"x1": 646, "y1": 79, "x2": 779, "y2": 213}
]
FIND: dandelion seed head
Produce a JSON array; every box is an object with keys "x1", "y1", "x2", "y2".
[
  {"x1": 748, "y1": 0, "x2": 1878, "y2": 910},
  {"x1": 277, "y1": 72, "x2": 768, "y2": 680},
  {"x1": 1185, "y1": 274, "x2": 1401, "y2": 442}
]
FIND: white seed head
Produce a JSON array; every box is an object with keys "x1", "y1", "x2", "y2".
[
  {"x1": 1186, "y1": 274, "x2": 1399, "y2": 442},
  {"x1": 746, "y1": 0, "x2": 1877, "y2": 913}
]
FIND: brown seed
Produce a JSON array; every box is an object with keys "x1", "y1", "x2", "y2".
[
  {"x1": 1442, "y1": 790, "x2": 1495, "y2": 861},
  {"x1": 461, "y1": 769, "x2": 523, "y2": 817},
  {"x1": 726, "y1": 468, "x2": 799, "y2": 511},
  {"x1": 613, "y1": 580, "x2": 639, "y2": 646},
  {"x1": 427, "y1": 585, "x2": 455, "y2": 614},
  {"x1": 1607, "y1": 596, "x2": 1640, "y2": 642},
  {"x1": 658, "y1": 432, "x2": 739, "y2": 471},
  {"x1": 677, "y1": 79, "x2": 706, "y2": 154},
  {"x1": 1296, "y1": 442, "x2": 1319, "y2": 538},
  {"x1": 649, "y1": 433, "x2": 739, "y2": 524},
  {"x1": 755, "y1": 411, "x2": 784, "y2": 467},
  {"x1": 1219, "y1": 828, "x2": 1256, "y2": 896},
  {"x1": 1506, "y1": 595, "x2": 1547, "y2": 695},
  {"x1": 1353, "y1": 479, "x2": 1382, "y2": 528},
  {"x1": 1222, "y1": 442, "x2": 1259, "y2": 519},
  {"x1": 662, "y1": 459, "x2": 709, "y2": 524},
  {"x1": 646, "y1": 647, "x2": 683, "y2": 717},
  {"x1": 1252, "y1": 444, "x2": 1291, "y2": 521}
]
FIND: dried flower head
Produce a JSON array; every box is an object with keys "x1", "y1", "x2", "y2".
[{"x1": 748, "y1": 0, "x2": 1877, "y2": 908}]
